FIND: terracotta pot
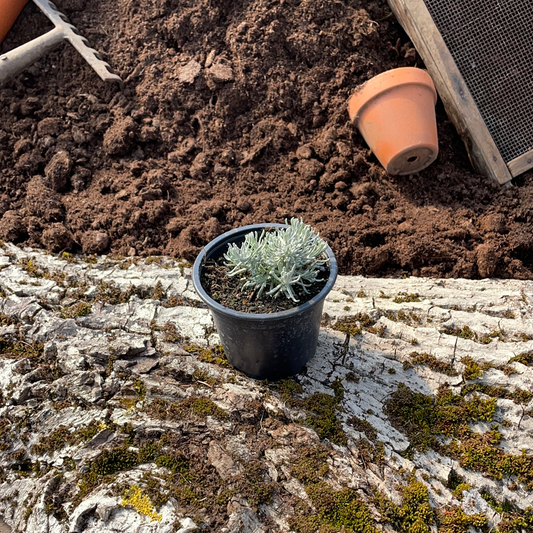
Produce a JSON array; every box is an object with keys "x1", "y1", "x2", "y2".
[
  {"x1": 348, "y1": 67, "x2": 438, "y2": 175},
  {"x1": 0, "y1": 0, "x2": 28, "y2": 44}
]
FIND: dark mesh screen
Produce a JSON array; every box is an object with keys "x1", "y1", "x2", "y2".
[{"x1": 423, "y1": 0, "x2": 533, "y2": 163}]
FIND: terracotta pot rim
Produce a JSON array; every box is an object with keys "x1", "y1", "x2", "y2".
[
  {"x1": 0, "y1": 0, "x2": 29, "y2": 44},
  {"x1": 348, "y1": 67, "x2": 437, "y2": 125}
]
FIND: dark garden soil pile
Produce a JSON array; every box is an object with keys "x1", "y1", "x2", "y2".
[{"x1": 1, "y1": 0, "x2": 533, "y2": 279}]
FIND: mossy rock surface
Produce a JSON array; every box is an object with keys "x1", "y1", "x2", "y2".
[{"x1": 0, "y1": 244, "x2": 532, "y2": 532}]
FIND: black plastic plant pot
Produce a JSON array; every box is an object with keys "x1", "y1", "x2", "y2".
[{"x1": 192, "y1": 224, "x2": 338, "y2": 381}]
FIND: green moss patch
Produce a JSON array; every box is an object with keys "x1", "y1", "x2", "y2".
[
  {"x1": 443, "y1": 325, "x2": 476, "y2": 340},
  {"x1": 0, "y1": 417, "x2": 13, "y2": 452},
  {"x1": 448, "y1": 432, "x2": 533, "y2": 488},
  {"x1": 235, "y1": 460, "x2": 275, "y2": 510},
  {"x1": 19, "y1": 258, "x2": 66, "y2": 284},
  {"x1": 271, "y1": 378, "x2": 347, "y2": 445},
  {"x1": 356, "y1": 437, "x2": 385, "y2": 467},
  {"x1": 459, "y1": 357, "x2": 518, "y2": 380},
  {"x1": 301, "y1": 392, "x2": 347, "y2": 445},
  {"x1": 275, "y1": 378, "x2": 304, "y2": 402},
  {"x1": 333, "y1": 313, "x2": 378, "y2": 336},
  {"x1": 73, "y1": 426, "x2": 229, "y2": 524},
  {"x1": 460, "y1": 356, "x2": 484, "y2": 380},
  {"x1": 385, "y1": 383, "x2": 533, "y2": 489},
  {"x1": 384, "y1": 383, "x2": 496, "y2": 453},
  {"x1": 157, "y1": 322, "x2": 183, "y2": 343},
  {"x1": 145, "y1": 396, "x2": 227, "y2": 421},
  {"x1": 333, "y1": 309, "x2": 426, "y2": 336},
  {"x1": 93, "y1": 281, "x2": 145, "y2": 305},
  {"x1": 183, "y1": 344, "x2": 230, "y2": 367},
  {"x1": 446, "y1": 470, "x2": 471, "y2": 500},
  {"x1": 31, "y1": 426, "x2": 74, "y2": 456},
  {"x1": 60, "y1": 302, "x2": 92, "y2": 319},
  {"x1": 438, "y1": 506, "x2": 487, "y2": 533},
  {"x1": 0, "y1": 314, "x2": 16, "y2": 326},
  {"x1": 155, "y1": 453, "x2": 189, "y2": 475},
  {"x1": 81, "y1": 280, "x2": 187, "y2": 307},
  {"x1": 347, "y1": 416, "x2": 378, "y2": 441},
  {"x1": 393, "y1": 292, "x2": 421, "y2": 303},
  {"x1": 374, "y1": 478, "x2": 435, "y2": 533},
  {"x1": 290, "y1": 445, "x2": 330, "y2": 485},
  {"x1": 277, "y1": 435, "x2": 345, "y2": 530},
  {"x1": 443, "y1": 325, "x2": 505, "y2": 345},
  {"x1": 77, "y1": 445, "x2": 140, "y2": 500},
  {"x1": 0, "y1": 336, "x2": 64, "y2": 382},
  {"x1": 138, "y1": 472, "x2": 170, "y2": 508},
  {"x1": 187, "y1": 397, "x2": 227, "y2": 419},
  {"x1": 404, "y1": 351, "x2": 458, "y2": 376},
  {"x1": 508, "y1": 351, "x2": 533, "y2": 366},
  {"x1": 494, "y1": 506, "x2": 533, "y2": 533},
  {"x1": 133, "y1": 379, "x2": 147, "y2": 400},
  {"x1": 59, "y1": 252, "x2": 77, "y2": 263},
  {"x1": 461, "y1": 383, "x2": 533, "y2": 405},
  {"x1": 0, "y1": 338, "x2": 43, "y2": 360},
  {"x1": 290, "y1": 481, "x2": 378, "y2": 533},
  {"x1": 383, "y1": 310, "x2": 422, "y2": 327},
  {"x1": 141, "y1": 437, "x2": 230, "y2": 521},
  {"x1": 191, "y1": 368, "x2": 218, "y2": 386},
  {"x1": 43, "y1": 475, "x2": 68, "y2": 520}
]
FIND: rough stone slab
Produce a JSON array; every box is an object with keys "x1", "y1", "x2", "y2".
[
  {"x1": 154, "y1": 306, "x2": 213, "y2": 345},
  {"x1": 0, "y1": 244, "x2": 532, "y2": 532}
]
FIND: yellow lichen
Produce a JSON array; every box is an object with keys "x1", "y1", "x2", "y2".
[{"x1": 122, "y1": 484, "x2": 162, "y2": 522}]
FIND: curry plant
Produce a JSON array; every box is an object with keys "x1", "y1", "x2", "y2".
[{"x1": 224, "y1": 218, "x2": 329, "y2": 302}]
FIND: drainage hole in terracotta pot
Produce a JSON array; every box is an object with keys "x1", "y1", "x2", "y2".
[{"x1": 407, "y1": 156, "x2": 419, "y2": 163}]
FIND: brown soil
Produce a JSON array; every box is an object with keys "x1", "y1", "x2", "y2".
[
  {"x1": 200, "y1": 259, "x2": 328, "y2": 313},
  {"x1": 1, "y1": 0, "x2": 533, "y2": 279}
]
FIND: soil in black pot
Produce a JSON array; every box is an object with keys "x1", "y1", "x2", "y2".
[{"x1": 200, "y1": 257, "x2": 329, "y2": 314}]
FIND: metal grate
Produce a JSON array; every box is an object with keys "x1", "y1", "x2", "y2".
[{"x1": 423, "y1": 0, "x2": 533, "y2": 163}]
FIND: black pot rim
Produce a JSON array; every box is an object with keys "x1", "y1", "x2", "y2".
[{"x1": 192, "y1": 223, "x2": 338, "y2": 321}]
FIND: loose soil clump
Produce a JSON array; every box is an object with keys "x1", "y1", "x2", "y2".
[{"x1": 1, "y1": 0, "x2": 533, "y2": 279}]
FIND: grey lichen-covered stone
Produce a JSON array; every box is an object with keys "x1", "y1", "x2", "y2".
[
  {"x1": 0, "y1": 243, "x2": 532, "y2": 532},
  {"x1": 223, "y1": 498, "x2": 264, "y2": 533}
]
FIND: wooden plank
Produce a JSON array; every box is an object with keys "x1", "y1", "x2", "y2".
[
  {"x1": 508, "y1": 149, "x2": 533, "y2": 177},
  {"x1": 387, "y1": 0, "x2": 513, "y2": 185}
]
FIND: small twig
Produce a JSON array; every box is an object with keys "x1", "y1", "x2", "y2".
[
  {"x1": 451, "y1": 336, "x2": 458, "y2": 366},
  {"x1": 341, "y1": 333, "x2": 350, "y2": 366},
  {"x1": 517, "y1": 405, "x2": 525, "y2": 429}
]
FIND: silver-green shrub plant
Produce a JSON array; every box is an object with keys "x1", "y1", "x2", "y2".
[{"x1": 224, "y1": 218, "x2": 330, "y2": 302}]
